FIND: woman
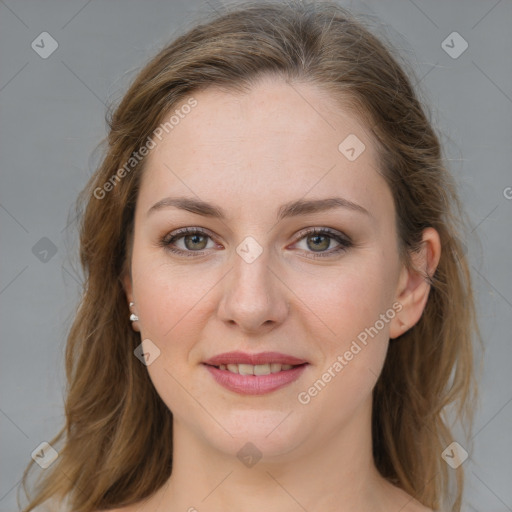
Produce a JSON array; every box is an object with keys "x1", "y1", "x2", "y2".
[{"x1": 21, "y1": 2, "x2": 477, "y2": 511}]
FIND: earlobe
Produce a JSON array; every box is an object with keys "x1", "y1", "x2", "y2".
[{"x1": 389, "y1": 228, "x2": 441, "y2": 339}]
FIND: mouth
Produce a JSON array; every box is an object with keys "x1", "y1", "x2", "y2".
[
  {"x1": 206, "y1": 362, "x2": 302, "y2": 375},
  {"x1": 202, "y1": 351, "x2": 309, "y2": 395}
]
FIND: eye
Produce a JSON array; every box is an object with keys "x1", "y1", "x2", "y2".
[
  {"x1": 160, "y1": 227, "x2": 217, "y2": 257},
  {"x1": 291, "y1": 227, "x2": 352, "y2": 259},
  {"x1": 159, "y1": 227, "x2": 352, "y2": 259}
]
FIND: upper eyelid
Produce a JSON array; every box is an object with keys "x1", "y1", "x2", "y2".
[{"x1": 293, "y1": 226, "x2": 348, "y2": 239}]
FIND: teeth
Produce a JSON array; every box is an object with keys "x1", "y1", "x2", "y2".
[
  {"x1": 218, "y1": 363, "x2": 296, "y2": 375},
  {"x1": 238, "y1": 364, "x2": 253, "y2": 376},
  {"x1": 253, "y1": 363, "x2": 271, "y2": 375},
  {"x1": 270, "y1": 363, "x2": 282, "y2": 373}
]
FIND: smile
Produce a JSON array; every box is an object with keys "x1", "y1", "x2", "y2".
[
  {"x1": 202, "y1": 351, "x2": 309, "y2": 395},
  {"x1": 211, "y1": 363, "x2": 296, "y2": 375}
]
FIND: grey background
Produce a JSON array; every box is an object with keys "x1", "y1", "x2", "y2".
[{"x1": 0, "y1": 0, "x2": 511, "y2": 510}]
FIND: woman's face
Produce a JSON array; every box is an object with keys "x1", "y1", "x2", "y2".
[{"x1": 125, "y1": 77, "x2": 408, "y2": 460}]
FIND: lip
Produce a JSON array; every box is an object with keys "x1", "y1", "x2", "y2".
[
  {"x1": 203, "y1": 351, "x2": 308, "y2": 366},
  {"x1": 204, "y1": 363, "x2": 308, "y2": 395}
]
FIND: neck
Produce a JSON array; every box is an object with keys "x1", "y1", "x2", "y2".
[{"x1": 155, "y1": 397, "x2": 404, "y2": 512}]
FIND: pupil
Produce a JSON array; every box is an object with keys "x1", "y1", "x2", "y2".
[
  {"x1": 309, "y1": 234, "x2": 329, "y2": 251},
  {"x1": 186, "y1": 234, "x2": 206, "y2": 250}
]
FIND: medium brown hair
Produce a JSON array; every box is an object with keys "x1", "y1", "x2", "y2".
[{"x1": 20, "y1": 2, "x2": 478, "y2": 511}]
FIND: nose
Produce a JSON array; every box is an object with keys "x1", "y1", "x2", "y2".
[{"x1": 217, "y1": 250, "x2": 290, "y2": 334}]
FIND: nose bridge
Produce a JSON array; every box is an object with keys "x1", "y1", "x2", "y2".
[
  {"x1": 217, "y1": 240, "x2": 289, "y2": 331},
  {"x1": 233, "y1": 246, "x2": 273, "y2": 301}
]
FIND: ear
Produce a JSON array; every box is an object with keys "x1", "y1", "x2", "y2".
[
  {"x1": 389, "y1": 227, "x2": 441, "y2": 339},
  {"x1": 122, "y1": 269, "x2": 134, "y2": 303},
  {"x1": 121, "y1": 269, "x2": 140, "y2": 333}
]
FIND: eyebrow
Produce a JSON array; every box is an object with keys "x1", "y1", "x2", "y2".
[{"x1": 147, "y1": 196, "x2": 371, "y2": 221}]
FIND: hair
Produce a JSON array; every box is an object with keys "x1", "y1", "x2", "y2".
[{"x1": 20, "y1": 2, "x2": 479, "y2": 511}]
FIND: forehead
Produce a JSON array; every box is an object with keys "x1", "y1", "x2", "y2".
[{"x1": 137, "y1": 77, "x2": 391, "y2": 221}]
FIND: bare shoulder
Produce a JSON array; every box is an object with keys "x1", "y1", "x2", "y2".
[
  {"x1": 403, "y1": 502, "x2": 433, "y2": 512},
  {"x1": 387, "y1": 484, "x2": 433, "y2": 512},
  {"x1": 93, "y1": 484, "x2": 168, "y2": 512},
  {"x1": 399, "y1": 496, "x2": 433, "y2": 512},
  {"x1": 94, "y1": 503, "x2": 145, "y2": 512},
  {"x1": 33, "y1": 500, "x2": 137, "y2": 512}
]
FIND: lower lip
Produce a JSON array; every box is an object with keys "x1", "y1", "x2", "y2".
[{"x1": 203, "y1": 364, "x2": 308, "y2": 395}]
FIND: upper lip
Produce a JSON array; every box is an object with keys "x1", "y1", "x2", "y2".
[{"x1": 203, "y1": 351, "x2": 308, "y2": 366}]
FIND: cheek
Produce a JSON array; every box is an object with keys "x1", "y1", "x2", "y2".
[
  {"x1": 294, "y1": 254, "x2": 397, "y2": 396},
  {"x1": 296, "y1": 260, "x2": 396, "y2": 342},
  {"x1": 131, "y1": 259, "x2": 218, "y2": 415},
  {"x1": 134, "y1": 263, "x2": 217, "y2": 345},
  {"x1": 295, "y1": 269, "x2": 393, "y2": 418}
]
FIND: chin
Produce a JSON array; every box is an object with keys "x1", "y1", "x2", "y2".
[{"x1": 200, "y1": 408, "x2": 311, "y2": 462}]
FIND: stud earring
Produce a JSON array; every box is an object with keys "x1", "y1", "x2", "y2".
[{"x1": 129, "y1": 302, "x2": 139, "y2": 322}]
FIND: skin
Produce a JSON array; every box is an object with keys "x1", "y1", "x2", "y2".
[{"x1": 117, "y1": 76, "x2": 440, "y2": 512}]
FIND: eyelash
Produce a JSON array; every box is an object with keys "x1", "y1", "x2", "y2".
[{"x1": 159, "y1": 227, "x2": 352, "y2": 260}]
